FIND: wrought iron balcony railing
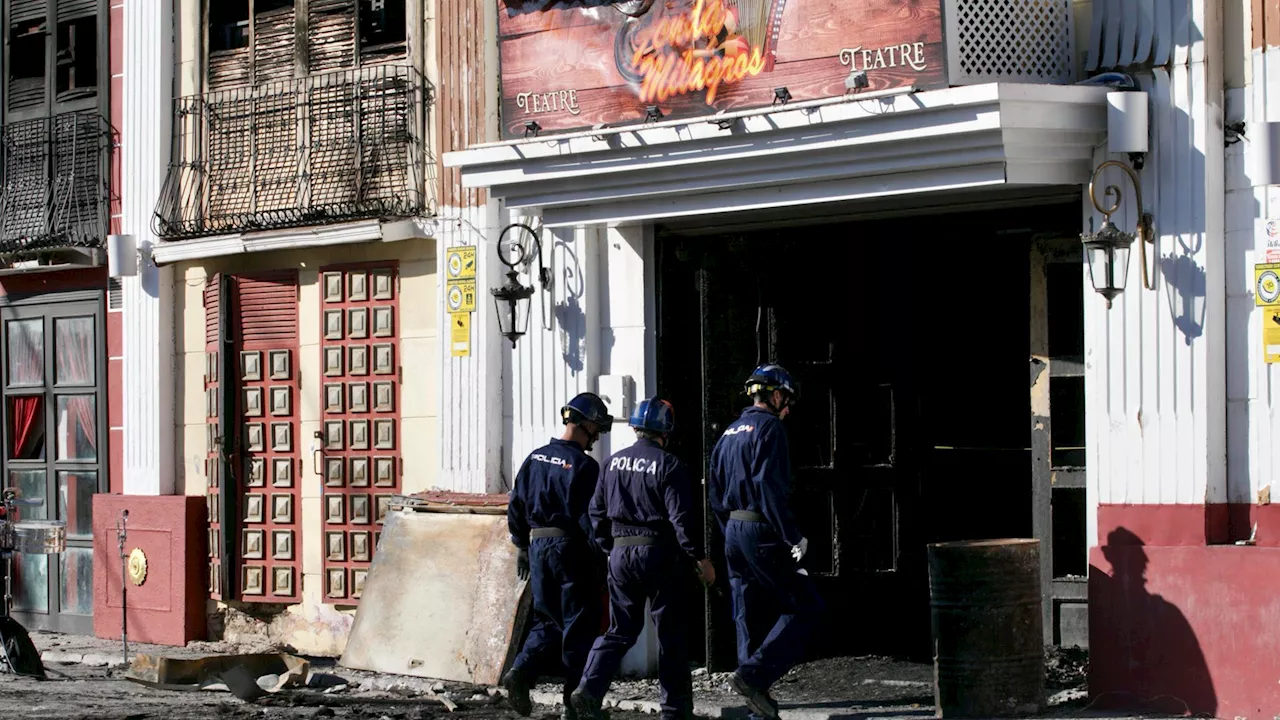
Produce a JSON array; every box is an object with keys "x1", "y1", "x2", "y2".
[
  {"x1": 0, "y1": 113, "x2": 114, "y2": 256},
  {"x1": 154, "y1": 65, "x2": 431, "y2": 240}
]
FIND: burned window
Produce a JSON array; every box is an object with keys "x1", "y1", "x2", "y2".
[
  {"x1": 9, "y1": 20, "x2": 45, "y2": 81},
  {"x1": 55, "y1": 17, "x2": 97, "y2": 97},
  {"x1": 8, "y1": 19, "x2": 46, "y2": 112},
  {"x1": 4, "y1": 1, "x2": 105, "y2": 115},
  {"x1": 214, "y1": 0, "x2": 406, "y2": 85},
  {"x1": 210, "y1": 0, "x2": 250, "y2": 52},
  {"x1": 358, "y1": 0, "x2": 405, "y2": 53},
  {"x1": 209, "y1": 0, "x2": 299, "y2": 88}
]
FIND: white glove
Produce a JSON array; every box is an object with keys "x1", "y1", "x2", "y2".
[{"x1": 791, "y1": 537, "x2": 809, "y2": 562}]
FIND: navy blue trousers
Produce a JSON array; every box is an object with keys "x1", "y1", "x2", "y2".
[
  {"x1": 579, "y1": 544, "x2": 693, "y2": 718},
  {"x1": 511, "y1": 536, "x2": 601, "y2": 706},
  {"x1": 725, "y1": 518, "x2": 825, "y2": 693}
]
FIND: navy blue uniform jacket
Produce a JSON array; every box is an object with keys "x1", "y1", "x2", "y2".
[
  {"x1": 590, "y1": 439, "x2": 705, "y2": 562},
  {"x1": 508, "y1": 438, "x2": 600, "y2": 550},
  {"x1": 707, "y1": 406, "x2": 802, "y2": 546}
]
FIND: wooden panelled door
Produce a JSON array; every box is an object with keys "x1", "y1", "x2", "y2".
[
  {"x1": 205, "y1": 271, "x2": 302, "y2": 603},
  {"x1": 2, "y1": 296, "x2": 106, "y2": 635}
]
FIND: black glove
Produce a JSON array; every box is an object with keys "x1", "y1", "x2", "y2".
[{"x1": 517, "y1": 547, "x2": 530, "y2": 582}]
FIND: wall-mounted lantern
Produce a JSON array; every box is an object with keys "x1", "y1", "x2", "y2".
[
  {"x1": 491, "y1": 270, "x2": 534, "y2": 348},
  {"x1": 490, "y1": 223, "x2": 551, "y2": 348},
  {"x1": 1081, "y1": 160, "x2": 1155, "y2": 309}
]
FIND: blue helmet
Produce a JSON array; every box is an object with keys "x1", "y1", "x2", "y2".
[
  {"x1": 745, "y1": 363, "x2": 798, "y2": 400},
  {"x1": 629, "y1": 397, "x2": 675, "y2": 434},
  {"x1": 561, "y1": 392, "x2": 613, "y2": 433}
]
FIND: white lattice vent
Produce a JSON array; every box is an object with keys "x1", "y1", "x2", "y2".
[{"x1": 945, "y1": 0, "x2": 1076, "y2": 86}]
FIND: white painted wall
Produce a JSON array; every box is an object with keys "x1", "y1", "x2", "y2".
[
  {"x1": 1225, "y1": 26, "x2": 1280, "y2": 507},
  {"x1": 436, "y1": 214, "x2": 662, "y2": 674},
  {"x1": 1083, "y1": 0, "x2": 1226, "y2": 546},
  {"x1": 436, "y1": 202, "x2": 505, "y2": 493}
]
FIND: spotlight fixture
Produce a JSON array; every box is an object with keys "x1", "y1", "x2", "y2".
[
  {"x1": 773, "y1": 86, "x2": 792, "y2": 105},
  {"x1": 645, "y1": 105, "x2": 664, "y2": 123},
  {"x1": 706, "y1": 111, "x2": 736, "y2": 130},
  {"x1": 845, "y1": 70, "x2": 869, "y2": 92},
  {"x1": 523, "y1": 120, "x2": 541, "y2": 138}
]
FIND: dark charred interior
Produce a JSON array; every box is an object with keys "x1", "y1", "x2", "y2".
[{"x1": 654, "y1": 198, "x2": 1086, "y2": 667}]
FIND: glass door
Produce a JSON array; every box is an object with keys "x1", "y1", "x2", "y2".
[{"x1": 3, "y1": 299, "x2": 105, "y2": 635}]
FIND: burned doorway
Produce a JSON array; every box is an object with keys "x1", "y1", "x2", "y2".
[{"x1": 655, "y1": 198, "x2": 1085, "y2": 666}]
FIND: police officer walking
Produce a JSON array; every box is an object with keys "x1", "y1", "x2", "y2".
[
  {"x1": 503, "y1": 392, "x2": 614, "y2": 719},
  {"x1": 570, "y1": 398, "x2": 716, "y2": 720},
  {"x1": 708, "y1": 364, "x2": 825, "y2": 720}
]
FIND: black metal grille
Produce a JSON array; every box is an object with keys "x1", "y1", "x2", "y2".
[
  {"x1": 0, "y1": 112, "x2": 114, "y2": 255},
  {"x1": 154, "y1": 65, "x2": 431, "y2": 240}
]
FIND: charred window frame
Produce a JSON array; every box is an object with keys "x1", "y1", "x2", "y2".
[
  {"x1": 55, "y1": 16, "x2": 96, "y2": 98},
  {"x1": 4, "y1": 0, "x2": 107, "y2": 119},
  {"x1": 209, "y1": 0, "x2": 250, "y2": 52},
  {"x1": 357, "y1": 0, "x2": 406, "y2": 61},
  {"x1": 206, "y1": 0, "x2": 408, "y2": 89}
]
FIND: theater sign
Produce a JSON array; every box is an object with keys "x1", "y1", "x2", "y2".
[{"x1": 497, "y1": 0, "x2": 947, "y2": 138}]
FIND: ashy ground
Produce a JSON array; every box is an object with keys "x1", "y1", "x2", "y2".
[{"x1": 0, "y1": 633, "x2": 1173, "y2": 720}]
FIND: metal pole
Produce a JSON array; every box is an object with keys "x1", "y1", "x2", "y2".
[
  {"x1": 117, "y1": 510, "x2": 128, "y2": 663},
  {"x1": 2, "y1": 555, "x2": 10, "y2": 620}
]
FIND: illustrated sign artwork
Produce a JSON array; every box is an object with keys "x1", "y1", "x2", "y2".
[{"x1": 497, "y1": 0, "x2": 946, "y2": 138}]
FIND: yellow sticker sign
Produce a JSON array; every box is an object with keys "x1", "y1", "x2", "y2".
[
  {"x1": 450, "y1": 312, "x2": 471, "y2": 358},
  {"x1": 446, "y1": 245, "x2": 477, "y2": 281},
  {"x1": 446, "y1": 279, "x2": 477, "y2": 313},
  {"x1": 1265, "y1": 307, "x2": 1280, "y2": 364},
  {"x1": 1256, "y1": 263, "x2": 1280, "y2": 306}
]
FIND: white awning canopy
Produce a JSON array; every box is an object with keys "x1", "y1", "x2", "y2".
[{"x1": 444, "y1": 83, "x2": 1110, "y2": 228}]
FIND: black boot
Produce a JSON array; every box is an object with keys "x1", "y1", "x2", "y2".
[
  {"x1": 501, "y1": 668, "x2": 533, "y2": 717},
  {"x1": 730, "y1": 672, "x2": 779, "y2": 720},
  {"x1": 570, "y1": 687, "x2": 607, "y2": 720}
]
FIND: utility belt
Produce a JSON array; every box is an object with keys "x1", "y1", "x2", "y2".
[
  {"x1": 612, "y1": 535, "x2": 659, "y2": 547},
  {"x1": 611, "y1": 521, "x2": 666, "y2": 548},
  {"x1": 729, "y1": 510, "x2": 767, "y2": 523},
  {"x1": 530, "y1": 527, "x2": 569, "y2": 539}
]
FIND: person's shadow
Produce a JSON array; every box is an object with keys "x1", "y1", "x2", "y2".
[{"x1": 1089, "y1": 528, "x2": 1216, "y2": 716}]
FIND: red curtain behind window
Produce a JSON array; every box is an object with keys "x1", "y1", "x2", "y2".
[
  {"x1": 11, "y1": 395, "x2": 41, "y2": 459},
  {"x1": 55, "y1": 320, "x2": 96, "y2": 452}
]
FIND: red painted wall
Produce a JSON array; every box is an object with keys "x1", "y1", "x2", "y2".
[
  {"x1": 92, "y1": 495, "x2": 208, "y2": 646},
  {"x1": 1091, "y1": 505, "x2": 1280, "y2": 719}
]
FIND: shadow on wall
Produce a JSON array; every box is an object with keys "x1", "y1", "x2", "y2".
[
  {"x1": 1159, "y1": 250, "x2": 1207, "y2": 345},
  {"x1": 553, "y1": 238, "x2": 587, "y2": 374},
  {"x1": 1088, "y1": 528, "x2": 1216, "y2": 717}
]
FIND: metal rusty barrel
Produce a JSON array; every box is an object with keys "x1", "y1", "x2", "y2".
[{"x1": 927, "y1": 539, "x2": 1045, "y2": 718}]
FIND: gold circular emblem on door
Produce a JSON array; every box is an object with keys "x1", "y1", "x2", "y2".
[{"x1": 127, "y1": 547, "x2": 148, "y2": 586}]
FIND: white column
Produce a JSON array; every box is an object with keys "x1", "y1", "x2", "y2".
[
  {"x1": 437, "y1": 201, "x2": 504, "y2": 493},
  {"x1": 120, "y1": 0, "x2": 175, "y2": 496},
  {"x1": 600, "y1": 223, "x2": 660, "y2": 678},
  {"x1": 1084, "y1": 0, "x2": 1226, "y2": 541}
]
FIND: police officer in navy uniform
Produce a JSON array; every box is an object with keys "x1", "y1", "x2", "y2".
[
  {"x1": 708, "y1": 364, "x2": 825, "y2": 720},
  {"x1": 503, "y1": 392, "x2": 613, "y2": 719},
  {"x1": 570, "y1": 398, "x2": 716, "y2": 720}
]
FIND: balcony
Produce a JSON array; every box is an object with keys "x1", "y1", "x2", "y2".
[
  {"x1": 154, "y1": 65, "x2": 431, "y2": 240},
  {"x1": 0, "y1": 113, "x2": 114, "y2": 257}
]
